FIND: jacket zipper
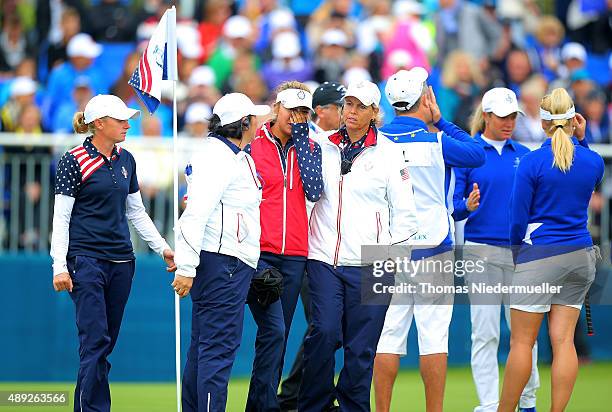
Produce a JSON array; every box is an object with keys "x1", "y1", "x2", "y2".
[
  {"x1": 333, "y1": 175, "x2": 344, "y2": 268},
  {"x1": 376, "y1": 211, "x2": 381, "y2": 243},
  {"x1": 274, "y1": 144, "x2": 291, "y2": 255}
]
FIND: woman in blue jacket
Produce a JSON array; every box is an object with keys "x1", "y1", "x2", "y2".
[
  {"x1": 498, "y1": 88, "x2": 604, "y2": 412},
  {"x1": 454, "y1": 87, "x2": 539, "y2": 412}
]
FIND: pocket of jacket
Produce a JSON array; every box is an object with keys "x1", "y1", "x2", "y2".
[{"x1": 237, "y1": 213, "x2": 249, "y2": 243}]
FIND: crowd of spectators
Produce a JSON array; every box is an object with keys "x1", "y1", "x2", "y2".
[
  {"x1": 0, "y1": 0, "x2": 610, "y2": 142},
  {"x1": 0, "y1": 0, "x2": 611, "y2": 250}
]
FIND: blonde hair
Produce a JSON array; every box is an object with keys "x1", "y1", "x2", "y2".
[
  {"x1": 470, "y1": 104, "x2": 486, "y2": 136},
  {"x1": 441, "y1": 51, "x2": 485, "y2": 88},
  {"x1": 541, "y1": 88, "x2": 575, "y2": 172},
  {"x1": 534, "y1": 15, "x2": 565, "y2": 46},
  {"x1": 72, "y1": 111, "x2": 95, "y2": 134}
]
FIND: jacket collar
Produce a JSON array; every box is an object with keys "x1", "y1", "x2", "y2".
[
  {"x1": 390, "y1": 115, "x2": 429, "y2": 131},
  {"x1": 328, "y1": 125, "x2": 378, "y2": 148},
  {"x1": 475, "y1": 133, "x2": 519, "y2": 151},
  {"x1": 83, "y1": 136, "x2": 122, "y2": 159},
  {"x1": 210, "y1": 133, "x2": 241, "y2": 154}
]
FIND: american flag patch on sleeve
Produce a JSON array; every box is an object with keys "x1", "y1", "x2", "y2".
[{"x1": 400, "y1": 167, "x2": 410, "y2": 181}]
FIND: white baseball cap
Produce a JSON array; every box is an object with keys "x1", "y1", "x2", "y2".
[
  {"x1": 67, "y1": 33, "x2": 102, "y2": 59},
  {"x1": 392, "y1": 0, "x2": 425, "y2": 16},
  {"x1": 213, "y1": 93, "x2": 270, "y2": 126},
  {"x1": 185, "y1": 103, "x2": 212, "y2": 124},
  {"x1": 345, "y1": 80, "x2": 381, "y2": 107},
  {"x1": 84, "y1": 94, "x2": 140, "y2": 123},
  {"x1": 388, "y1": 49, "x2": 413, "y2": 69},
  {"x1": 276, "y1": 88, "x2": 314, "y2": 111},
  {"x1": 321, "y1": 29, "x2": 349, "y2": 47},
  {"x1": 342, "y1": 67, "x2": 372, "y2": 86},
  {"x1": 269, "y1": 9, "x2": 297, "y2": 31},
  {"x1": 11, "y1": 76, "x2": 37, "y2": 97},
  {"x1": 561, "y1": 42, "x2": 587, "y2": 62},
  {"x1": 189, "y1": 66, "x2": 216, "y2": 87},
  {"x1": 385, "y1": 67, "x2": 428, "y2": 109},
  {"x1": 482, "y1": 87, "x2": 524, "y2": 117},
  {"x1": 223, "y1": 15, "x2": 252, "y2": 39},
  {"x1": 272, "y1": 31, "x2": 301, "y2": 59}
]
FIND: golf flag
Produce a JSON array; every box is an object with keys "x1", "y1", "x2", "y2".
[{"x1": 129, "y1": 7, "x2": 178, "y2": 113}]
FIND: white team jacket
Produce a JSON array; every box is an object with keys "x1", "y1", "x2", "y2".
[
  {"x1": 175, "y1": 136, "x2": 262, "y2": 277},
  {"x1": 308, "y1": 132, "x2": 419, "y2": 267}
]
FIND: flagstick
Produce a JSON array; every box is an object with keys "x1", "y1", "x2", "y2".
[
  {"x1": 172, "y1": 76, "x2": 181, "y2": 412},
  {"x1": 167, "y1": 8, "x2": 181, "y2": 412}
]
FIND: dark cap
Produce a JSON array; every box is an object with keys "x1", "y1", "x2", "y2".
[{"x1": 312, "y1": 82, "x2": 347, "y2": 108}]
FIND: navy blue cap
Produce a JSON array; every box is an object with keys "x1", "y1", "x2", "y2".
[{"x1": 312, "y1": 82, "x2": 347, "y2": 108}]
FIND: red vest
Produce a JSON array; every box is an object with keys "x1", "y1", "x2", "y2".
[{"x1": 250, "y1": 123, "x2": 308, "y2": 256}]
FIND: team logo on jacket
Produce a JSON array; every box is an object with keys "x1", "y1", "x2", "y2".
[
  {"x1": 400, "y1": 166, "x2": 410, "y2": 181},
  {"x1": 121, "y1": 166, "x2": 128, "y2": 179},
  {"x1": 514, "y1": 157, "x2": 521, "y2": 168}
]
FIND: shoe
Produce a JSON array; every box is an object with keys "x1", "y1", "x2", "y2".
[{"x1": 519, "y1": 408, "x2": 536, "y2": 412}]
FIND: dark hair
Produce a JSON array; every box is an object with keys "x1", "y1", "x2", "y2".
[{"x1": 208, "y1": 114, "x2": 246, "y2": 138}]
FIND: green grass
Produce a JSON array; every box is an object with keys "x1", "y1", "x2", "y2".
[{"x1": 2, "y1": 363, "x2": 611, "y2": 411}]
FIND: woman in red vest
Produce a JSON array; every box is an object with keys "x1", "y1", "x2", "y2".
[{"x1": 246, "y1": 80, "x2": 323, "y2": 411}]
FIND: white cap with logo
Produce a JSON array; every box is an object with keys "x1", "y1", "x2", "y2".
[
  {"x1": 276, "y1": 88, "x2": 313, "y2": 111},
  {"x1": 213, "y1": 93, "x2": 270, "y2": 126},
  {"x1": 84, "y1": 95, "x2": 140, "y2": 123},
  {"x1": 385, "y1": 67, "x2": 428, "y2": 110},
  {"x1": 482, "y1": 87, "x2": 524, "y2": 117},
  {"x1": 345, "y1": 80, "x2": 381, "y2": 107}
]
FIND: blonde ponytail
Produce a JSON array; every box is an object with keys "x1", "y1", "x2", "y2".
[
  {"x1": 541, "y1": 88, "x2": 575, "y2": 172},
  {"x1": 72, "y1": 112, "x2": 89, "y2": 133},
  {"x1": 470, "y1": 104, "x2": 486, "y2": 136}
]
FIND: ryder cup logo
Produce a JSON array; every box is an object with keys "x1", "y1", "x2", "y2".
[
  {"x1": 121, "y1": 166, "x2": 128, "y2": 179},
  {"x1": 297, "y1": 90, "x2": 306, "y2": 100}
]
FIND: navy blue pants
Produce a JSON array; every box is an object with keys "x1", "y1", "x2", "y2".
[
  {"x1": 182, "y1": 251, "x2": 255, "y2": 412},
  {"x1": 245, "y1": 253, "x2": 306, "y2": 412},
  {"x1": 67, "y1": 256, "x2": 135, "y2": 412},
  {"x1": 298, "y1": 260, "x2": 391, "y2": 412}
]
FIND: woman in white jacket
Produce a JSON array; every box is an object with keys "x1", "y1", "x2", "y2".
[
  {"x1": 299, "y1": 80, "x2": 419, "y2": 412},
  {"x1": 172, "y1": 93, "x2": 270, "y2": 412}
]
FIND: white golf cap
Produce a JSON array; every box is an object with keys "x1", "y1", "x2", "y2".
[
  {"x1": 276, "y1": 88, "x2": 314, "y2": 111},
  {"x1": 385, "y1": 67, "x2": 428, "y2": 109},
  {"x1": 213, "y1": 93, "x2": 270, "y2": 126},
  {"x1": 388, "y1": 49, "x2": 413, "y2": 69},
  {"x1": 67, "y1": 33, "x2": 102, "y2": 59},
  {"x1": 11, "y1": 76, "x2": 37, "y2": 97},
  {"x1": 269, "y1": 8, "x2": 297, "y2": 31},
  {"x1": 342, "y1": 67, "x2": 372, "y2": 86},
  {"x1": 185, "y1": 102, "x2": 212, "y2": 124},
  {"x1": 561, "y1": 42, "x2": 587, "y2": 62},
  {"x1": 392, "y1": 0, "x2": 425, "y2": 16},
  {"x1": 272, "y1": 31, "x2": 301, "y2": 59},
  {"x1": 321, "y1": 29, "x2": 349, "y2": 47},
  {"x1": 223, "y1": 15, "x2": 252, "y2": 39},
  {"x1": 84, "y1": 94, "x2": 140, "y2": 123},
  {"x1": 482, "y1": 87, "x2": 524, "y2": 117},
  {"x1": 345, "y1": 80, "x2": 381, "y2": 107},
  {"x1": 189, "y1": 66, "x2": 216, "y2": 87}
]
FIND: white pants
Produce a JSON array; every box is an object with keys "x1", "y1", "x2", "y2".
[
  {"x1": 464, "y1": 242, "x2": 540, "y2": 411},
  {"x1": 377, "y1": 251, "x2": 454, "y2": 356}
]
